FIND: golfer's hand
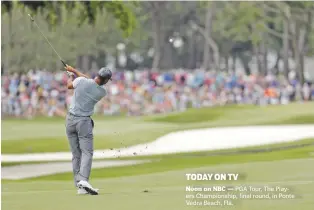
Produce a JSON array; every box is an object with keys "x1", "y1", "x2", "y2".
[
  {"x1": 64, "y1": 65, "x2": 76, "y2": 73},
  {"x1": 66, "y1": 71, "x2": 75, "y2": 77}
]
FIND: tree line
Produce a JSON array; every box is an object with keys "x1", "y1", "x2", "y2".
[
  {"x1": 1, "y1": 1, "x2": 136, "y2": 72},
  {"x1": 1, "y1": 1, "x2": 314, "y2": 84}
]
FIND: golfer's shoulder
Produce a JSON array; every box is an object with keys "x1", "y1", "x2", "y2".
[
  {"x1": 74, "y1": 77, "x2": 87, "y2": 83},
  {"x1": 85, "y1": 78, "x2": 96, "y2": 84},
  {"x1": 73, "y1": 77, "x2": 87, "y2": 88},
  {"x1": 78, "y1": 77, "x2": 94, "y2": 86}
]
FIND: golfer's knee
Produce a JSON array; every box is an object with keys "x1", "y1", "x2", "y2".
[
  {"x1": 72, "y1": 151, "x2": 81, "y2": 159},
  {"x1": 79, "y1": 139, "x2": 93, "y2": 157},
  {"x1": 79, "y1": 144, "x2": 93, "y2": 155},
  {"x1": 83, "y1": 149, "x2": 93, "y2": 157}
]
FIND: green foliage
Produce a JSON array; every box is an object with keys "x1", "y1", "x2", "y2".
[
  {"x1": 1, "y1": 1, "x2": 314, "y2": 72},
  {"x1": 103, "y1": 2, "x2": 137, "y2": 38},
  {"x1": 1, "y1": 1, "x2": 138, "y2": 71},
  {"x1": 2, "y1": 2, "x2": 50, "y2": 72},
  {"x1": 214, "y1": 2, "x2": 266, "y2": 45}
]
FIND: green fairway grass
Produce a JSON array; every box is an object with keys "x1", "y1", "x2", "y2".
[
  {"x1": 2, "y1": 157, "x2": 314, "y2": 210},
  {"x1": 2, "y1": 102, "x2": 314, "y2": 154}
]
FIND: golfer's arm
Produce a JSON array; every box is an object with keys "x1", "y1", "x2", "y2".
[
  {"x1": 72, "y1": 69, "x2": 90, "y2": 79},
  {"x1": 67, "y1": 74, "x2": 79, "y2": 89}
]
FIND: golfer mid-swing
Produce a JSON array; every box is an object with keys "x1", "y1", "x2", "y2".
[{"x1": 65, "y1": 65, "x2": 112, "y2": 195}]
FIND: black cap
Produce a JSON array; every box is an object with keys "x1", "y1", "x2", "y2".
[{"x1": 98, "y1": 67, "x2": 112, "y2": 80}]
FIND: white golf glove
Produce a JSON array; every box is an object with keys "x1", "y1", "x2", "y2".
[{"x1": 67, "y1": 71, "x2": 74, "y2": 76}]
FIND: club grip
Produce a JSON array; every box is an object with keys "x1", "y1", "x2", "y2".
[{"x1": 61, "y1": 60, "x2": 67, "y2": 67}]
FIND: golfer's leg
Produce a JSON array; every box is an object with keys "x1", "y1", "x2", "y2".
[
  {"x1": 77, "y1": 119, "x2": 94, "y2": 182},
  {"x1": 66, "y1": 117, "x2": 82, "y2": 186}
]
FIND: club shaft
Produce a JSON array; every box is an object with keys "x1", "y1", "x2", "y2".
[{"x1": 29, "y1": 15, "x2": 66, "y2": 67}]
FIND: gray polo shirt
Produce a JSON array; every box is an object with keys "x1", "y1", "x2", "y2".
[{"x1": 68, "y1": 77, "x2": 107, "y2": 117}]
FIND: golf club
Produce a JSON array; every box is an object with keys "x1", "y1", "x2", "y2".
[{"x1": 28, "y1": 14, "x2": 67, "y2": 68}]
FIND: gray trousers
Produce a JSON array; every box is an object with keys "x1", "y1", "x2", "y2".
[{"x1": 66, "y1": 113, "x2": 94, "y2": 186}]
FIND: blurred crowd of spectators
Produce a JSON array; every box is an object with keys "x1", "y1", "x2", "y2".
[{"x1": 2, "y1": 69, "x2": 314, "y2": 118}]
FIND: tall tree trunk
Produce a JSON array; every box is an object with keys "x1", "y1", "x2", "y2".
[
  {"x1": 202, "y1": 3, "x2": 213, "y2": 70},
  {"x1": 224, "y1": 56, "x2": 229, "y2": 71},
  {"x1": 261, "y1": 40, "x2": 268, "y2": 75},
  {"x1": 289, "y1": 8, "x2": 313, "y2": 86},
  {"x1": 76, "y1": 55, "x2": 82, "y2": 69},
  {"x1": 196, "y1": 35, "x2": 203, "y2": 68},
  {"x1": 290, "y1": 20, "x2": 300, "y2": 81},
  {"x1": 151, "y1": 2, "x2": 162, "y2": 71},
  {"x1": 300, "y1": 54, "x2": 305, "y2": 83},
  {"x1": 239, "y1": 53, "x2": 251, "y2": 75},
  {"x1": 273, "y1": 51, "x2": 281, "y2": 75},
  {"x1": 202, "y1": 46, "x2": 210, "y2": 70},
  {"x1": 253, "y1": 44, "x2": 262, "y2": 74},
  {"x1": 6, "y1": 9, "x2": 13, "y2": 73},
  {"x1": 161, "y1": 43, "x2": 173, "y2": 69},
  {"x1": 283, "y1": 17, "x2": 289, "y2": 79},
  {"x1": 82, "y1": 55, "x2": 90, "y2": 72},
  {"x1": 300, "y1": 10, "x2": 313, "y2": 84},
  {"x1": 232, "y1": 54, "x2": 236, "y2": 73},
  {"x1": 188, "y1": 33, "x2": 196, "y2": 69},
  {"x1": 291, "y1": 18, "x2": 308, "y2": 85},
  {"x1": 298, "y1": 28, "x2": 306, "y2": 85}
]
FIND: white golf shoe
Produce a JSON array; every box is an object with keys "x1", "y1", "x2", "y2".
[
  {"x1": 77, "y1": 180, "x2": 99, "y2": 195},
  {"x1": 77, "y1": 188, "x2": 88, "y2": 195}
]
